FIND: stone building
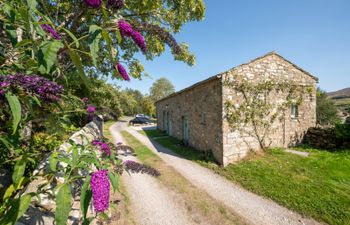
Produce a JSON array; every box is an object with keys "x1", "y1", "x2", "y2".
[{"x1": 156, "y1": 52, "x2": 318, "y2": 166}]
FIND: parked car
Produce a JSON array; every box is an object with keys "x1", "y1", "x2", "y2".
[
  {"x1": 136, "y1": 114, "x2": 150, "y2": 119},
  {"x1": 129, "y1": 117, "x2": 150, "y2": 125}
]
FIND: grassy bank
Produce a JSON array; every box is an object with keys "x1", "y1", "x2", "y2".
[
  {"x1": 121, "y1": 130, "x2": 248, "y2": 225},
  {"x1": 139, "y1": 129, "x2": 350, "y2": 225}
]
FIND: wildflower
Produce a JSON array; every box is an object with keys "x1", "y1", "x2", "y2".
[
  {"x1": 82, "y1": 97, "x2": 89, "y2": 103},
  {"x1": 92, "y1": 140, "x2": 102, "y2": 146},
  {"x1": 0, "y1": 74, "x2": 63, "y2": 102},
  {"x1": 116, "y1": 63, "x2": 130, "y2": 81},
  {"x1": 90, "y1": 170, "x2": 110, "y2": 212},
  {"x1": 107, "y1": 0, "x2": 124, "y2": 10},
  {"x1": 132, "y1": 31, "x2": 146, "y2": 52},
  {"x1": 118, "y1": 20, "x2": 147, "y2": 52},
  {"x1": 100, "y1": 143, "x2": 111, "y2": 156},
  {"x1": 87, "y1": 106, "x2": 96, "y2": 113},
  {"x1": 41, "y1": 24, "x2": 61, "y2": 40},
  {"x1": 84, "y1": 0, "x2": 101, "y2": 8},
  {"x1": 118, "y1": 20, "x2": 134, "y2": 37}
]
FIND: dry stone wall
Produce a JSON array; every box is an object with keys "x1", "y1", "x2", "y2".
[{"x1": 18, "y1": 116, "x2": 103, "y2": 225}]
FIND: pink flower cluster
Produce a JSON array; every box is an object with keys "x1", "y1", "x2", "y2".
[
  {"x1": 118, "y1": 20, "x2": 147, "y2": 52},
  {"x1": 92, "y1": 140, "x2": 111, "y2": 156},
  {"x1": 0, "y1": 74, "x2": 63, "y2": 101},
  {"x1": 90, "y1": 169, "x2": 110, "y2": 212},
  {"x1": 116, "y1": 63, "x2": 130, "y2": 81},
  {"x1": 41, "y1": 24, "x2": 61, "y2": 40}
]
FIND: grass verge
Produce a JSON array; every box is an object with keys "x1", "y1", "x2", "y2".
[
  {"x1": 121, "y1": 130, "x2": 248, "y2": 225},
  {"x1": 140, "y1": 129, "x2": 350, "y2": 225}
]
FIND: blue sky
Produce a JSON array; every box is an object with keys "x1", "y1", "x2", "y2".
[{"x1": 116, "y1": 0, "x2": 350, "y2": 94}]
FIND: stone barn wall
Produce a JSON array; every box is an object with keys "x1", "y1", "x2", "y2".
[
  {"x1": 156, "y1": 78, "x2": 224, "y2": 164},
  {"x1": 221, "y1": 53, "x2": 317, "y2": 165}
]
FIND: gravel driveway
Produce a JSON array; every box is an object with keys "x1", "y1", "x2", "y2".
[
  {"x1": 123, "y1": 122, "x2": 322, "y2": 225},
  {"x1": 109, "y1": 122, "x2": 196, "y2": 225}
]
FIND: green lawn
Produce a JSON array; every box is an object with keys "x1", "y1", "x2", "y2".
[{"x1": 140, "y1": 130, "x2": 350, "y2": 225}]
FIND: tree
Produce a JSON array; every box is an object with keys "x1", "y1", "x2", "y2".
[
  {"x1": 150, "y1": 77, "x2": 175, "y2": 102},
  {"x1": 316, "y1": 89, "x2": 341, "y2": 125},
  {"x1": 225, "y1": 75, "x2": 311, "y2": 150}
]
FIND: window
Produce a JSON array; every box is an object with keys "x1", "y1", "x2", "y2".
[
  {"x1": 201, "y1": 112, "x2": 206, "y2": 125},
  {"x1": 291, "y1": 104, "x2": 299, "y2": 118}
]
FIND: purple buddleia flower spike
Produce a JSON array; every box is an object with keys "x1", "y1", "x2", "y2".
[
  {"x1": 118, "y1": 20, "x2": 147, "y2": 52},
  {"x1": 107, "y1": 0, "x2": 124, "y2": 10},
  {"x1": 84, "y1": 0, "x2": 101, "y2": 8},
  {"x1": 118, "y1": 20, "x2": 133, "y2": 37},
  {"x1": 131, "y1": 31, "x2": 147, "y2": 52},
  {"x1": 90, "y1": 170, "x2": 110, "y2": 212},
  {"x1": 41, "y1": 24, "x2": 61, "y2": 40},
  {"x1": 100, "y1": 143, "x2": 111, "y2": 156},
  {"x1": 82, "y1": 97, "x2": 89, "y2": 103},
  {"x1": 116, "y1": 63, "x2": 130, "y2": 81}
]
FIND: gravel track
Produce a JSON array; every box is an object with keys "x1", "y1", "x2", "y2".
[
  {"x1": 109, "y1": 122, "x2": 196, "y2": 225},
  {"x1": 124, "y1": 123, "x2": 322, "y2": 225}
]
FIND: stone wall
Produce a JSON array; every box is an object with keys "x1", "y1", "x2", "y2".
[
  {"x1": 222, "y1": 53, "x2": 317, "y2": 165},
  {"x1": 19, "y1": 116, "x2": 103, "y2": 225},
  {"x1": 303, "y1": 127, "x2": 350, "y2": 149},
  {"x1": 156, "y1": 78, "x2": 224, "y2": 164}
]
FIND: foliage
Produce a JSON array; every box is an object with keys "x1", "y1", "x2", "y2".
[
  {"x1": 224, "y1": 75, "x2": 312, "y2": 150},
  {"x1": 0, "y1": 0, "x2": 204, "y2": 79},
  {"x1": 316, "y1": 89, "x2": 341, "y2": 125},
  {"x1": 45, "y1": 140, "x2": 120, "y2": 224},
  {"x1": 149, "y1": 77, "x2": 175, "y2": 102},
  {"x1": 0, "y1": 0, "x2": 205, "y2": 222}
]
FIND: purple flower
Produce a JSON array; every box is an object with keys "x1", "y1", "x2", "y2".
[
  {"x1": 92, "y1": 140, "x2": 102, "y2": 146},
  {"x1": 84, "y1": 0, "x2": 101, "y2": 8},
  {"x1": 82, "y1": 97, "x2": 89, "y2": 103},
  {"x1": 87, "y1": 106, "x2": 96, "y2": 113},
  {"x1": 118, "y1": 20, "x2": 147, "y2": 52},
  {"x1": 90, "y1": 170, "x2": 110, "y2": 212},
  {"x1": 131, "y1": 31, "x2": 146, "y2": 52},
  {"x1": 116, "y1": 63, "x2": 130, "y2": 81},
  {"x1": 41, "y1": 24, "x2": 61, "y2": 40},
  {"x1": 107, "y1": 0, "x2": 124, "y2": 10},
  {"x1": 0, "y1": 74, "x2": 63, "y2": 102},
  {"x1": 118, "y1": 20, "x2": 134, "y2": 37},
  {"x1": 100, "y1": 143, "x2": 111, "y2": 156}
]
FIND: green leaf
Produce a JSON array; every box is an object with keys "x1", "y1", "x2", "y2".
[
  {"x1": 0, "y1": 194, "x2": 33, "y2": 225},
  {"x1": 82, "y1": 217, "x2": 94, "y2": 225},
  {"x1": 55, "y1": 183, "x2": 72, "y2": 225},
  {"x1": 88, "y1": 25, "x2": 102, "y2": 67},
  {"x1": 37, "y1": 40, "x2": 64, "y2": 74},
  {"x1": 49, "y1": 151, "x2": 58, "y2": 172},
  {"x1": 63, "y1": 28, "x2": 79, "y2": 48},
  {"x1": 108, "y1": 171, "x2": 119, "y2": 192},
  {"x1": 5, "y1": 93, "x2": 21, "y2": 134},
  {"x1": 12, "y1": 158, "x2": 26, "y2": 187},
  {"x1": 101, "y1": 30, "x2": 115, "y2": 63},
  {"x1": 80, "y1": 175, "x2": 92, "y2": 219},
  {"x1": 3, "y1": 184, "x2": 15, "y2": 201},
  {"x1": 67, "y1": 48, "x2": 89, "y2": 88},
  {"x1": 31, "y1": 95, "x2": 41, "y2": 106},
  {"x1": 0, "y1": 136, "x2": 12, "y2": 150},
  {"x1": 26, "y1": 0, "x2": 38, "y2": 11}
]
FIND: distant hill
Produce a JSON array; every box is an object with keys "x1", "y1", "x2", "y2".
[
  {"x1": 327, "y1": 88, "x2": 350, "y2": 114},
  {"x1": 327, "y1": 87, "x2": 350, "y2": 99}
]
